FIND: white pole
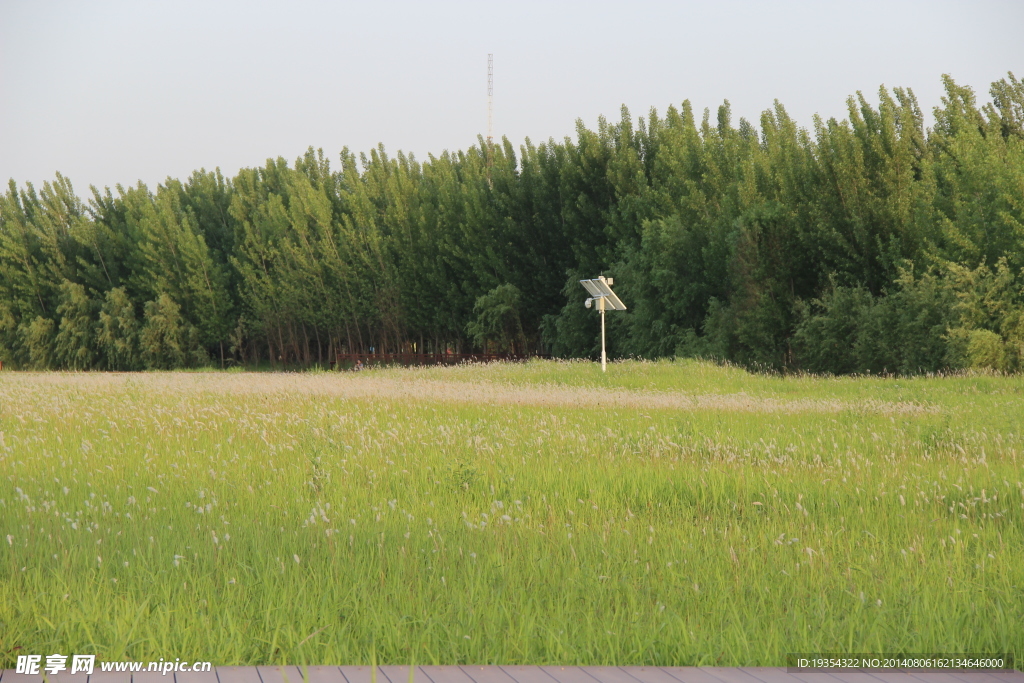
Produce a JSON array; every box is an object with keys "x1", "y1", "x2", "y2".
[{"x1": 600, "y1": 295, "x2": 607, "y2": 373}]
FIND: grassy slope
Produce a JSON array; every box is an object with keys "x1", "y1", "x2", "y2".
[{"x1": 0, "y1": 360, "x2": 1022, "y2": 666}]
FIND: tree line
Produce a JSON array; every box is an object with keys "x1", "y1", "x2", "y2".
[{"x1": 2, "y1": 73, "x2": 1022, "y2": 373}]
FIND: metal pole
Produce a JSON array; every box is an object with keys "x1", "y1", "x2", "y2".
[
  {"x1": 600, "y1": 295, "x2": 607, "y2": 373},
  {"x1": 487, "y1": 54, "x2": 493, "y2": 146}
]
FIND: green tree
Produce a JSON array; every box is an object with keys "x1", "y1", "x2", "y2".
[
  {"x1": 96, "y1": 287, "x2": 141, "y2": 371},
  {"x1": 54, "y1": 280, "x2": 96, "y2": 369},
  {"x1": 139, "y1": 294, "x2": 206, "y2": 370},
  {"x1": 20, "y1": 316, "x2": 56, "y2": 369},
  {"x1": 467, "y1": 284, "x2": 526, "y2": 354}
]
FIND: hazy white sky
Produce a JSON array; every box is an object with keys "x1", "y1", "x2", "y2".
[{"x1": 2, "y1": 0, "x2": 1022, "y2": 193}]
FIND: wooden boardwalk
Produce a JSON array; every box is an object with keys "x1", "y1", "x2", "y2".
[{"x1": 2, "y1": 666, "x2": 1022, "y2": 683}]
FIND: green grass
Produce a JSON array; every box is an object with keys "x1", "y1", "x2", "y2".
[{"x1": 1, "y1": 360, "x2": 1022, "y2": 666}]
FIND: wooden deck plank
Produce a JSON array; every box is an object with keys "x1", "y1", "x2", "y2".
[
  {"x1": 3, "y1": 671, "x2": 21, "y2": 683},
  {"x1": 659, "y1": 669, "x2": 732, "y2": 683},
  {"x1": 786, "y1": 675, "x2": 843, "y2": 683},
  {"x1": 338, "y1": 666, "x2": 381, "y2": 683},
  {"x1": 575, "y1": 668, "x2": 642, "y2": 683},
  {"x1": 902, "y1": 673, "x2": 984, "y2": 683},
  {"x1": 50, "y1": 672, "x2": 91, "y2": 683},
  {"x1": 417, "y1": 667, "x2": 477, "y2": 683},
  {"x1": 3, "y1": 670, "x2": 46, "y2": 683},
  {"x1": 539, "y1": 667, "x2": 599, "y2": 683},
  {"x1": 498, "y1": 666, "x2": 559, "y2": 683},
  {"x1": 133, "y1": 670, "x2": 171, "y2": 683},
  {"x1": 0, "y1": 668, "x2": 1006, "y2": 683},
  {"x1": 294, "y1": 666, "x2": 347, "y2": 683},
  {"x1": 417, "y1": 671, "x2": 477, "y2": 683},
  {"x1": 697, "y1": 669, "x2": 762, "y2": 683},
  {"x1": 785, "y1": 673, "x2": 1021, "y2": 683},
  {"x1": 616, "y1": 668, "x2": 686, "y2": 683},
  {"x1": 370, "y1": 667, "x2": 401, "y2": 683},
  {"x1": 89, "y1": 670, "x2": 133, "y2": 683},
  {"x1": 985, "y1": 674, "x2": 1024, "y2": 683},
  {"x1": 256, "y1": 666, "x2": 303, "y2": 683},
  {"x1": 458, "y1": 666, "x2": 518, "y2": 683},
  {"x1": 176, "y1": 668, "x2": 218, "y2": 683},
  {"x1": 812, "y1": 672, "x2": 886, "y2": 683},
  {"x1": 856, "y1": 674, "x2": 1014, "y2": 683},
  {"x1": 215, "y1": 667, "x2": 264, "y2": 683},
  {"x1": 819, "y1": 671, "x2": 892, "y2": 683},
  {"x1": 738, "y1": 666, "x2": 837, "y2": 683},
  {"x1": 378, "y1": 666, "x2": 457, "y2": 683},
  {"x1": 888, "y1": 673, "x2": 1006, "y2": 683},
  {"x1": 851, "y1": 674, "x2": 936, "y2": 683},
  {"x1": 945, "y1": 675, "x2": 1015, "y2": 683},
  {"x1": 944, "y1": 674, "x2": 1024, "y2": 683}
]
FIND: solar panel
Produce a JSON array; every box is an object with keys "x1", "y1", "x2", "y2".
[
  {"x1": 580, "y1": 280, "x2": 604, "y2": 298},
  {"x1": 579, "y1": 278, "x2": 627, "y2": 310},
  {"x1": 591, "y1": 279, "x2": 626, "y2": 310}
]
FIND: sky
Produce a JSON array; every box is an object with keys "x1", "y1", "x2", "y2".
[{"x1": 2, "y1": 0, "x2": 1022, "y2": 194}]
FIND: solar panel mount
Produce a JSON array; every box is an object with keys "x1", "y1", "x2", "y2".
[{"x1": 578, "y1": 276, "x2": 626, "y2": 371}]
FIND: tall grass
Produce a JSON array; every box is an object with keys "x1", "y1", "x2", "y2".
[{"x1": 1, "y1": 360, "x2": 1021, "y2": 666}]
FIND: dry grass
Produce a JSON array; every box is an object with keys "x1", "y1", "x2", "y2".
[{"x1": 1, "y1": 370, "x2": 936, "y2": 415}]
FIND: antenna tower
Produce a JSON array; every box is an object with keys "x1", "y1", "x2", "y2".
[
  {"x1": 487, "y1": 53, "x2": 494, "y2": 146},
  {"x1": 486, "y1": 53, "x2": 494, "y2": 185}
]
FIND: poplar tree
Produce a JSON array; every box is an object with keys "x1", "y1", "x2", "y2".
[
  {"x1": 54, "y1": 280, "x2": 96, "y2": 369},
  {"x1": 2, "y1": 72, "x2": 1022, "y2": 373},
  {"x1": 96, "y1": 287, "x2": 141, "y2": 371}
]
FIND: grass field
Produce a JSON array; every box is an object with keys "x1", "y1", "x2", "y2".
[{"x1": 1, "y1": 360, "x2": 1022, "y2": 667}]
